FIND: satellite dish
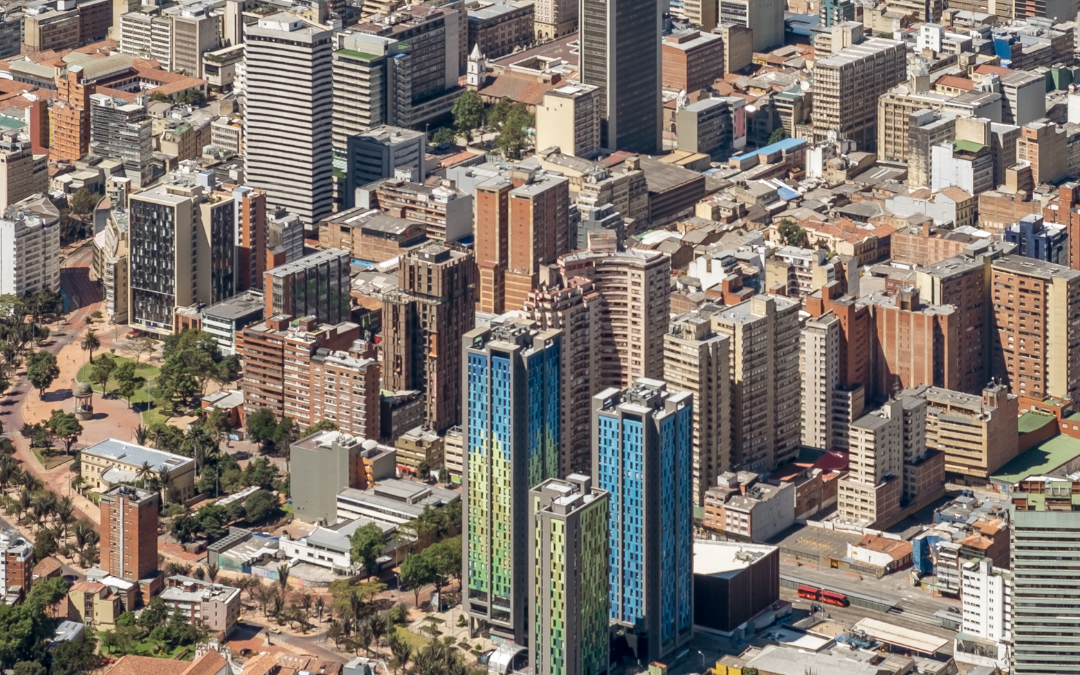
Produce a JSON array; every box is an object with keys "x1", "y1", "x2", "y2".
[{"x1": 800, "y1": 80, "x2": 811, "y2": 91}]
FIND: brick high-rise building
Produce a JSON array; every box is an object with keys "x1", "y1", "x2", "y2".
[
  {"x1": 231, "y1": 186, "x2": 266, "y2": 292},
  {"x1": 475, "y1": 167, "x2": 571, "y2": 314},
  {"x1": 384, "y1": 243, "x2": 476, "y2": 432},
  {"x1": 51, "y1": 65, "x2": 94, "y2": 162},
  {"x1": 237, "y1": 317, "x2": 379, "y2": 438},
  {"x1": 990, "y1": 256, "x2": 1080, "y2": 404},
  {"x1": 100, "y1": 486, "x2": 159, "y2": 583},
  {"x1": 661, "y1": 29, "x2": 724, "y2": 92},
  {"x1": 811, "y1": 38, "x2": 906, "y2": 152},
  {"x1": 558, "y1": 250, "x2": 671, "y2": 388},
  {"x1": 0, "y1": 136, "x2": 47, "y2": 210},
  {"x1": 524, "y1": 275, "x2": 603, "y2": 476},
  {"x1": 806, "y1": 283, "x2": 872, "y2": 391},
  {"x1": 869, "y1": 287, "x2": 960, "y2": 400},
  {"x1": 0, "y1": 530, "x2": 32, "y2": 601}
]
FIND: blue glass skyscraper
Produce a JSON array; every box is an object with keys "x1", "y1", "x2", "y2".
[
  {"x1": 591, "y1": 378, "x2": 693, "y2": 662},
  {"x1": 463, "y1": 318, "x2": 562, "y2": 645}
]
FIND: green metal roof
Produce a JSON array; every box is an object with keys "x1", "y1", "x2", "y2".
[
  {"x1": 335, "y1": 48, "x2": 381, "y2": 60},
  {"x1": 1019, "y1": 411, "x2": 1056, "y2": 434},
  {"x1": 954, "y1": 139, "x2": 985, "y2": 154},
  {"x1": 992, "y1": 433, "x2": 1080, "y2": 484}
]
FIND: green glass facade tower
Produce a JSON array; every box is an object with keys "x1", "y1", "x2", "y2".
[
  {"x1": 530, "y1": 474, "x2": 610, "y2": 675},
  {"x1": 463, "y1": 318, "x2": 562, "y2": 644}
]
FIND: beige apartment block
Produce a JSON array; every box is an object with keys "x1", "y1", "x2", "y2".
[
  {"x1": 801, "y1": 313, "x2": 840, "y2": 451},
  {"x1": 0, "y1": 138, "x2": 47, "y2": 210},
  {"x1": 81, "y1": 439, "x2": 196, "y2": 501},
  {"x1": 535, "y1": 84, "x2": 601, "y2": 159},
  {"x1": 709, "y1": 295, "x2": 801, "y2": 472},
  {"x1": 665, "y1": 309, "x2": 732, "y2": 505}
]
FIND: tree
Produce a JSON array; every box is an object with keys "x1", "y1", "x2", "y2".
[
  {"x1": 81, "y1": 329, "x2": 100, "y2": 364},
  {"x1": 33, "y1": 528, "x2": 57, "y2": 563},
  {"x1": 277, "y1": 563, "x2": 291, "y2": 595},
  {"x1": 206, "y1": 562, "x2": 219, "y2": 583},
  {"x1": 777, "y1": 219, "x2": 808, "y2": 247},
  {"x1": 451, "y1": 91, "x2": 485, "y2": 140},
  {"x1": 246, "y1": 408, "x2": 288, "y2": 452},
  {"x1": 69, "y1": 188, "x2": 97, "y2": 216},
  {"x1": 25, "y1": 351, "x2": 58, "y2": 397},
  {"x1": 350, "y1": 522, "x2": 386, "y2": 575},
  {"x1": 171, "y1": 514, "x2": 200, "y2": 543},
  {"x1": 430, "y1": 127, "x2": 457, "y2": 147},
  {"x1": 88, "y1": 354, "x2": 116, "y2": 393},
  {"x1": 438, "y1": 466, "x2": 450, "y2": 485},
  {"x1": 138, "y1": 597, "x2": 169, "y2": 630},
  {"x1": 400, "y1": 553, "x2": 436, "y2": 606},
  {"x1": 13, "y1": 661, "x2": 45, "y2": 675},
  {"x1": 45, "y1": 410, "x2": 82, "y2": 453},
  {"x1": 388, "y1": 632, "x2": 413, "y2": 675},
  {"x1": 244, "y1": 489, "x2": 279, "y2": 524},
  {"x1": 300, "y1": 419, "x2": 338, "y2": 439},
  {"x1": 129, "y1": 336, "x2": 156, "y2": 366},
  {"x1": 417, "y1": 461, "x2": 430, "y2": 481},
  {"x1": 768, "y1": 127, "x2": 789, "y2": 144},
  {"x1": 50, "y1": 634, "x2": 104, "y2": 675}
]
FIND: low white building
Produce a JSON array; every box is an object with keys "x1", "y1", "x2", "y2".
[{"x1": 279, "y1": 517, "x2": 396, "y2": 574}]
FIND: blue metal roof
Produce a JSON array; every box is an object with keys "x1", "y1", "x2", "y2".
[{"x1": 751, "y1": 137, "x2": 808, "y2": 156}]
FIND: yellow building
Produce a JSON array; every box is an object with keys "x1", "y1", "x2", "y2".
[
  {"x1": 80, "y1": 438, "x2": 196, "y2": 501},
  {"x1": 394, "y1": 426, "x2": 444, "y2": 475}
]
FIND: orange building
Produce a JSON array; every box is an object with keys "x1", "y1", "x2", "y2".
[
  {"x1": 50, "y1": 65, "x2": 93, "y2": 161},
  {"x1": 869, "y1": 287, "x2": 959, "y2": 400},
  {"x1": 662, "y1": 29, "x2": 724, "y2": 93}
]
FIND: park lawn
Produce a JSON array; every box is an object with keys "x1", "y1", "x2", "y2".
[
  {"x1": 141, "y1": 406, "x2": 168, "y2": 426},
  {"x1": 394, "y1": 626, "x2": 434, "y2": 652},
  {"x1": 76, "y1": 356, "x2": 160, "y2": 405},
  {"x1": 33, "y1": 446, "x2": 74, "y2": 470}
]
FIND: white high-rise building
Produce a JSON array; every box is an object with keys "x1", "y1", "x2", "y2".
[
  {"x1": 962, "y1": 558, "x2": 1012, "y2": 643},
  {"x1": 244, "y1": 13, "x2": 333, "y2": 226},
  {"x1": 801, "y1": 313, "x2": 840, "y2": 450},
  {"x1": 0, "y1": 201, "x2": 61, "y2": 298}
]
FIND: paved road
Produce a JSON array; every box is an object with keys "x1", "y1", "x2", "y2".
[{"x1": 239, "y1": 623, "x2": 343, "y2": 662}]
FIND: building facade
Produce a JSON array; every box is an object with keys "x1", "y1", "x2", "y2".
[
  {"x1": 464, "y1": 319, "x2": 561, "y2": 644},
  {"x1": 529, "y1": 475, "x2": 610, "y2": 675},
  {"x1": 592, "y1": 380, "x2": 692, "y2": 662},
  {"x1": 100, "y1": 485, "x2": 159, "y2": 583}
]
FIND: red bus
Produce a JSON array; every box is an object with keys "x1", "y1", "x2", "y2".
[
  {"x1": 821, "y1": 590, "x2": 850, "y2": 607},
  {"x1": 797, "y1": 585, "x2": 821, "y2": 601}
]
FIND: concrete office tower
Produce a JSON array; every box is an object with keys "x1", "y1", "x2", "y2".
[
  {"x1": 173, "y1": 5, "x2": 221, "y2": 79},
  {"x1": 344, "y1": 126, "x2": 426, "y2": 207},
  {"x1": 291, "y1": 430, "x2": 381, "y2": 524},
  {"x1": 525, "y1": 276, "x2": 603, "y2": 477},
  {"x1": 901, "y1": 383, "x2": 1018, "y2": 480},
  {"x1": 662, "y1": 29, "x2": 724, "y2": 91},
  {"x1": 529, "y1": 476, "x2": 610, "y2": 675},
  {"x1": 906, "y1": 109, "x2": 956, "y2": 188},
  {"x1": 119, "y1": 11, "x2": 173, "y2": 70},
  {"x1": 476, "y1": 168, "x2": 572, "y2": 314},
  {"x1": 244, "y1": 14, "x2": 333, "y2": 226},
  {"x1": 719, "y1": 0, "x2": 783, "y2": 52},
  {"x1": 0, "y1": 137, "x2": 47, "y2": 209},
  {"x1": 811, "y1": 38, "x2": 906, "y2": 152},
  {"x1": 0, "y1": 530, "x2": 32, "y2": 600},
  {"x1": 710, "y1": 295, "x2": 800, "y2": 472},
  {"x1": 100, "y1": 485, "x2": 159, "y2": 582},
  {"x1": 1010, "y1": 478, "x2": 1080, "y2": 675},
  {"x1": 719, "y1": 23, "x2": 753, "y2": 75},
  {"x1": 89, "y1": 94, "x2": 153, "y2": 187},
  {"x1": 268, "y1": 208, "x2": 304, "y2": 263},
  {"x1": 559, "y1": 250, "x2": 670, "y2": 388},
  {"x1": 592, "y1": 380, "x2": 692, "y2": 662},
  {"x1": 990, "y1": 256, "x2": 1080, "y2": 403},
  {"x1": 535, "y1": 84, "x2": 602, "y2": 159},
  {"x1": 580, "y1": 0, "x2": 661, "y2": 153},
  {"x1": 332, "y1": 34, "x2": 397, "y2": 149},
  {"x1": 112, "y1": 0, "x2": 140, "y2": 41},
  {"x1": 51, "y1": 65, "x2": 94, "y2": 162},
  {"x1": 533, "y1": 0, "x2": 576, "y2": 39},
  {"x1": 932, "y1": 141, "x2": 995, "y2": 195},
  {"x1": 384, "y1": 244, "x2": 476, "y2": 432},
  {"x1": 0, "y1": 205, "x2": 61, "y2": 299},
  {"x1": 463, "y1": 319, "x2": 562, "y2": 644},
  {"x1": 264, "y1": 249, "x2": 351, "y2": 324},
  {"x1": 664, "y1": 310, "x2": 732, "y2": 505},
  {"x1": 801, "y1": 313, "x2": 839, "y2": 451},
  {"x1": 128, "y1": 179, "x2": 237, "y2": 335},
  {"x1": 1000, "y1": 71, "x2": 1044, "y2": 126},
  {"x1": 232, "y1": 186, "x2": 266, "y2": 292}
]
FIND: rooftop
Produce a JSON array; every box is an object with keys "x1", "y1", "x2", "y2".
[
  {"x1": 992, "y1": 255, "x2": 1080, "y2": 280},
  {"x1": 202, "y1": 290, "x2": 265, "y2": 321},
  {"x1": 83, "y1": 439, "x2": 193, "y2": 473},
  {"x1": 992, "y1": 433, "x2": 1080, "y2": 484},
  {"x1": 266, "y1": 248, "x2": 349, "y2": 278},
  {"x1": 693, "y1": 540, "x2": 775, "y2": 577}
]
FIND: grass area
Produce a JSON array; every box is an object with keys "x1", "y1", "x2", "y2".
[
  {"x1": 98, "y1": 633, "x2": 189, "y2": 660},
  {"x1": 76, "y1": 356, "x2": 160, "y2": 404},
  {"x1": 141, "y1": 406, "x2": 168, "y2": 426},
  {"x1": 32, "y1": 446, "x2": 74, "y2": 470},
  {"x1": 395, "y1": 626, "x2": 435, "y2": 652}
]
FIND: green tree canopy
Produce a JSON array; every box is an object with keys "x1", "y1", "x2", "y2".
[
  {"x1": 451, "y1": 91, "x2": 485, "y2": 137},
  {"x1": 349, "y1": 522, "x2": 386, "y2": 574},
  {"x1": 45, "y1": 411, "x2": 82, "y2": 453},
  {"x1": 26, "y1": 351, "x2": 59, "y2": 397},
  {"x1": 243, "y1": 489, "x2": 279, "y2": 523}
]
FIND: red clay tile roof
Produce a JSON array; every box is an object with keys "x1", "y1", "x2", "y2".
[
  {"x1": 106, "y1": 656, "x2": 189, "y2": 675},
  {"x1": 935, "y1": 75, "x2": 975, "y2": 90}
]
